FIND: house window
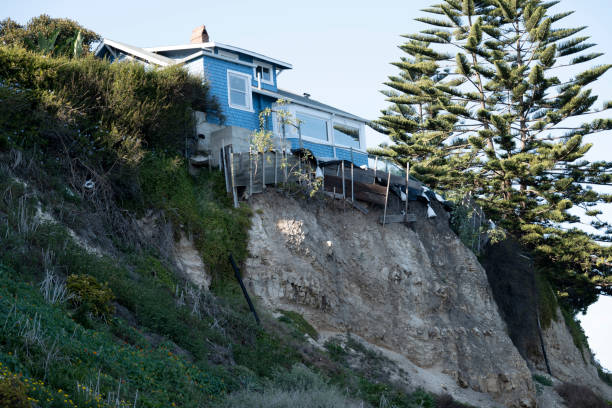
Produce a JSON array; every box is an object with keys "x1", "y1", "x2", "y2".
[
  {"x1": 227, "y1": 70, "x2": 252, "y2": 111},
  {"x1": 254, "y1": 62, "x2": 273, "y2": 85},
  {"x1": 333, "y1": 123, "x2": 360, "y2": 149},
  {"x1": 296, "y1": 112, "x2": 328, "y2": 142}
]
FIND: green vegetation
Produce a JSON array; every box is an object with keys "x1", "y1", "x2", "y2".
[
  {"x1": 277, "y1": 310, "x2": 319, "y2": 340},
  {"x1": 596, "y1": 365, "x2": 612, "y2": 387},
  {"x1": 532, "y1": 374, "x2": 553, "y2": 387},
  {"x1": 535, "y1": 270, "x2": 559, "y2": 329},
  {"x1": 560, "y1": 307, "x2": 589, "y2": 354},
  {"x1": 0, "y1": 45, "x2": 222, "y2": 163},
  {"x1": 0, "y1": 14, "x2": 99, "y2": 57},
  {"x1": 136, "y1": 153, "x2": 252, "y2": 281},
  {"x1": 218, "y1": 364, "x2": 360, "y2": 408},
  {"x1": 371, "y1": 0, "x2": 612, "y2": 315},
  {"x1": 67, "y1": 274, "x2": 116, "y2": 321},
  {"x1": 0, "y1": 375, "x2": 30, "y2": 408}
]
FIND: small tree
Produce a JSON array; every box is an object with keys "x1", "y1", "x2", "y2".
[
  {"x1": 0, "y1": 15, "x2": 99, "y2": 57},
  {"x1": 374, "y1": 0, "x2": 612, "y2": 312}
]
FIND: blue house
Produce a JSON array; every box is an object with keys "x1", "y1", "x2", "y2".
[{"x1": 94, "y1": 25, "x2": 369, "y2": 167}]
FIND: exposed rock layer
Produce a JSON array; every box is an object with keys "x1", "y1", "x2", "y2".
[{"x1": 244, "y1": 191, "x2": 536, "y2": 407}]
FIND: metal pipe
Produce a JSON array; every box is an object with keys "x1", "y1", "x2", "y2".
[{"x1": 229, "y1": 254, "x2": 260, "y2": 325}]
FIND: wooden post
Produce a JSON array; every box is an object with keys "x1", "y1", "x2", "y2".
[
  {"x1": 321, "y1": 166, "x2": 325, "y2": 193},
  {"x1": 282, "y1": 123, "x2": 288, "y2": 182},
  {"x1": 208, "y1": 154, "x2": 212, "y2": 173},
  {"x1": 373, "y1": 156, "x2": 378, "y2": 180},
  {"x1": 249, "y1": 146, "x2": 253, "y2": 197},
  {"x1": 261, "y1": 151, "x2": 266, "y2": 190},
  {"x1": 230, "y1": 147, "x2": 239, "y2": 208},
  {"x1": 383, "y1": 171, "x2": 391, "y2": 228},
  {"x1": 274, "y1": 151, "x2": 278, "y2": 186},
  {"x1": 404, "y1": 162, "x2": 410, "y2": 222},
  {"x1": 351, "y1": 162, "x2": 354, "y2": 203},
  {"x1": 350, "y1": 147, "x2": 354, "y2": 164},
  {"x1": 298, "y1": 123, "x2": 303, "y2": 150},
  {"x1": 341, "y1": 161, "x2": 346, "y2": 199},
  {"x1": 222, "y1": 146, "x2": 230, "y2": 194}
]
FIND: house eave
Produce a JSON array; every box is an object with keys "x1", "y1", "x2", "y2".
[
  {"x1": 252, "y1": 88, "x2": 369, "y2": 124},
  {"x1": 145, "y1": 42, "x2": 293, "y2": 70},
  {"x1": 97, "y1": 38, "x2": 175, "y2": 66}
]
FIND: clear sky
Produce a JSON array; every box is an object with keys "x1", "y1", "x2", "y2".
[{"x1": 3, "y1": 0, "x2": 611, "y2": 370}]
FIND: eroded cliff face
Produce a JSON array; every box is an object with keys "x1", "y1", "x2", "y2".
[
  {"x1": 244, "y1": 191, "x2": 536, "y2": 407},
  {"x1": 539, "y1": 309, "x2": 612, "y2": 401}
]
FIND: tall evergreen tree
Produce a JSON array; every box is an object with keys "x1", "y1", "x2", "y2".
[{"x1": 373, "y1": 0, "x2": 612, "y2": 312}]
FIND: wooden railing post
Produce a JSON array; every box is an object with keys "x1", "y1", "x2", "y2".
[{"x1": 382, "y1": 171, "x2": 391, "y2": 228}]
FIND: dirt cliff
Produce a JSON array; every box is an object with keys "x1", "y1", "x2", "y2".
[{"x1": 243, "y1": 191, "x2": 536, "y2": 407}]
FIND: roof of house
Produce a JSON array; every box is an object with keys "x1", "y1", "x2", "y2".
[
  {"x1": 144, "y1": 42, "x2": 293, "y2": 70},
  {"x1": 253, "y1": 88, "x2": 369, "y2": 123},
  {"x1": 95, "y1": 39, "x2": 176, "y2": 67}
]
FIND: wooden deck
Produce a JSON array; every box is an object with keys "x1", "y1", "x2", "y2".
[{"x1": 214, "y1": 145, "x2": 417, "y2": 224}]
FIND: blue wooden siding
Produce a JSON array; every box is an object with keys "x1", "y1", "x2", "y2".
[
  {"x1": 213, "y1": 47, "x2": 278, "y2": 90},
  {"x1": 204, "y1": 56, "x2": 261, "y2": 128},
  {"x1": 336, "y1": 147, "x2": 368, "y2": 167},
  {"x1": 286, "y1": 139, "x2": 368, "y2": 167}
]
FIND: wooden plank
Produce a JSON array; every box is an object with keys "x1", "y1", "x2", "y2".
[
  {"x1": 229, "y1": 148, "x2": 238, "y2": 208},
  {"x1": 222, "y1": 146, "x2": 230, "y2": 193},
  {"x1": 379, "y1": 214, "x2": 416, "y2": 224},
  {"x1": 249, "y1": 148, "x2": 253, "y2": 196},
  {"x1": 323, "y1": 175, "x2": 386, "y2": 206},
  {"x1": 383, "y1": 171, "x2": 391, "y2": 227}
]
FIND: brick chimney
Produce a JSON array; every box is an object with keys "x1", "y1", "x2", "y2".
[{"x1": 190, "y1": 25, "x2": 209, "y2": 44}]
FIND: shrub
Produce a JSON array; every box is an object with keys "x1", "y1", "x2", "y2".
[
  {"x1": 560, "y1": 307, "x2": 589, "y2": 354},
  {"x1": 218, "y1": 364, "x2": 362, "y2": 408},
  {"x1": 436, "y1": 394, "x2": 471, "y2": 408},
  {"x1": 137, "y1": 153, "x2": 252, "y2": 280},
  {"x1": 67, "y1": 274, "x2": 115, "y2": 320},
  {"x1": 270, "y1": 364, "x2": 327, "y2": 392},
  {"x1": 0, "y1": 377, "x2": 29, "y2": 408},
  {"x1": 532, "y1": 374, "x2": 553, "y2": 387},
  {"x1": 555, "y1": 383, "x2": 607, "y2": 408},
  {"x1": 597, "y1": 365, "x2": 612, "y2": 387},
  {"x1": 324, "y1": 339, "x2": 347, "y2": 362},
  {"x1": 0, "y1": 15, "x2": 100, "y2": 57},
  {"x1": 535, "y1": 271, "x2": 558, "y2": 329},
  {"x1": 278, "y1": 310, "x2": 319, "y2": 340},
  {"x1": 0, "y1": 46, "x2": 222, "y2": 163}
]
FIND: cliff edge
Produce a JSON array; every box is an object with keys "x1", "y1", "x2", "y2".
[{"x1": 244, "y1": 191, "x2": 536, "y2": 407}]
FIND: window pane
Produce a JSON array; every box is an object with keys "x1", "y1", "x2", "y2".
[
  {"x1": 297, "y1": 113, "x2": 328, "y2": 141},
  {"x1": 230, "y1": 89, "x2": 247, "y2": 107},
  {"x1": 256, "y1": 66, "x2": 272, "y2": 82},
  {"x1": 333, "y1": 123, "x2": 360, "y2": 149},
  {"x1": 229, "y1": 75, "x2": 246, "y2": 91},
  {"x1": 261, "y1": 67, "x2": 271, "y2": 81}
]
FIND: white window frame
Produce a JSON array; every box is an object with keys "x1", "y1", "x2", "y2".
[
  {"x1": 253, "y1": 61, "x2": 274, "y2": 85},
  {"x1": 294, "y1": 108, "x2": 331, "y2": 144},
  {"x1": 227, "y1": 70, "x2": 253, "y2": 112},
  {"x1": 217, "y1": 49, "x2": 238, "y2": 60},
  {"x1": 331, "y1": 118, "x2": 362, "y2": 150}
]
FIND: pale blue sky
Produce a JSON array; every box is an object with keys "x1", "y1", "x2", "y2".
[{"x1": 3, "y1": 0, "x2": 611, "y2": 370}]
